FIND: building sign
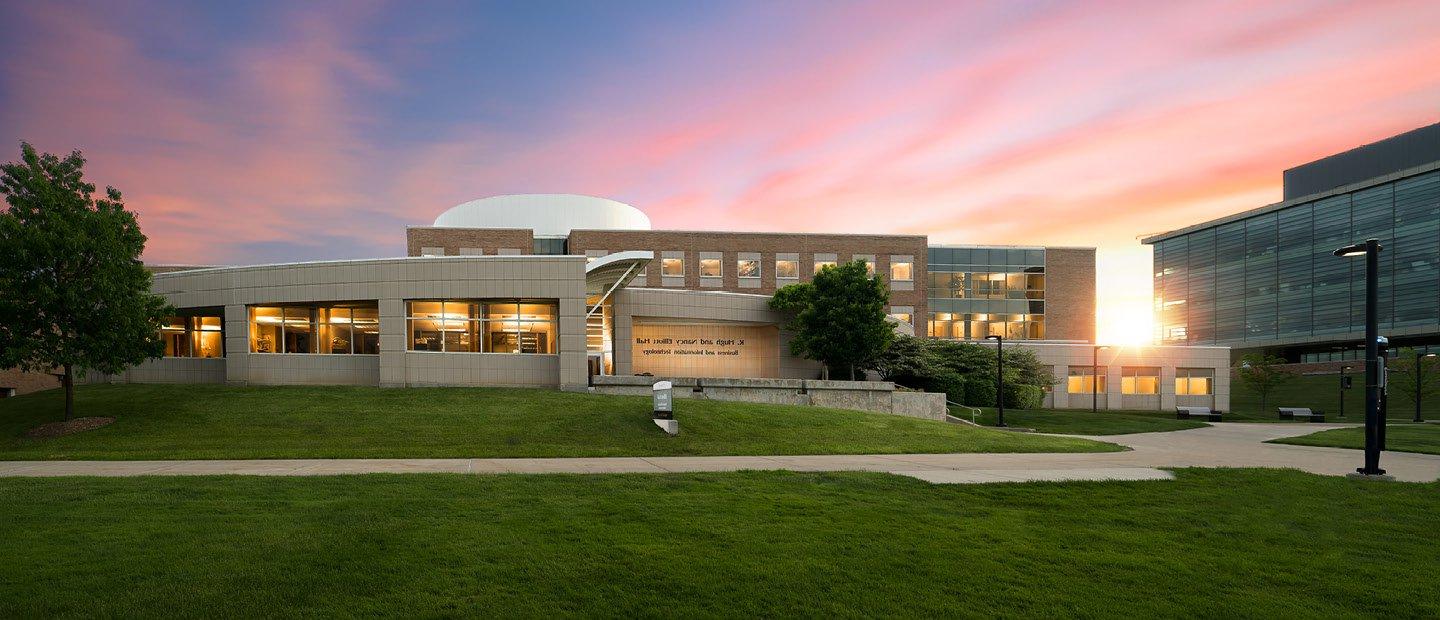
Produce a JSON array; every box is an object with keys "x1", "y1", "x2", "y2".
[{"x1": 631, "y1": 323, "x2": 779, "y2": 378}]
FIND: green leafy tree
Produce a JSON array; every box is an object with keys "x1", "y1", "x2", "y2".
[
  {"x1": 1387, "y1": 348, "x2": 1440, "y2": 416},
  {"x1": 1234, "y1": 353, "x2": 1294, "y2": 414},
  {"x1": 874, "y1": 334, "x2": 1056, "y2": 406},
  {"x1": 770, "y1": 260, "x2": 893, "y2": 380},
  {"x1": 0, "y1": 143, "x2": 170, "y2": 421}
]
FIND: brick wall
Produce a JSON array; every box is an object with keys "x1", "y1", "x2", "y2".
[
  {"x1": 568, "y1": 229, "x2": 929, "y2": 325},
  {"x1": 405, "y1": 227, "x2": 535, "y2": 256},
  {"x1": 1042, "y1": 247, "x2": 1096, "y2": 342}
]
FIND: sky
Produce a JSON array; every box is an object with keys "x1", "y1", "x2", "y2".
[{"x1": 2, "y1": 0, "x2": 1439, "y2": 345}]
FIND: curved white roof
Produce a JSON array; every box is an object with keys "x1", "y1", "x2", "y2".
[{"x1": 432, "y1": 194, "x2": 651, "y2": 237}]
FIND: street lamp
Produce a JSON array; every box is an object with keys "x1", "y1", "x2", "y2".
[
  {"x1": 1093, "y1": 345, "x2": 1110, "y2": 413},
  {"x1": 1415, "y1": 351, "x2": 1437, "y2": 423},
  {"x1": 1339, "y1": 365, "x2": 1353, "y2": 418},
  {"x1": 985, "y1": 334, "x2": 1005, "y2": 427},
  {"x1": 1333, "y1": 239, "x2": 1385, "y2": 476}
]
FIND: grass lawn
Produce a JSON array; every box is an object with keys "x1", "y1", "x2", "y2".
[
  {"x1": 957, "y1": 406, "x2": 1207, "y2": 435},
  {"x1": 0, "y1": 384, "x2": 1116, "y2": 460},
  {"x1": 2, "y1": 469, "x2": 1437, "y2": 617},
  {"x1": 1270, "y1": 423, "x2": 1440, "y2": 455},
  {"x1": 1230, "y1": 371, "x2": 1439, "y2": 420}
]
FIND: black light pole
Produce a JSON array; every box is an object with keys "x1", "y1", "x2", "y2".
[
  {"x1": 986, "y1": 334, "x2": 1005, "y2": 427},
  {"x1": 1334, "y1": 239, "x2": 1384, "y2": 476},
  {"x1": 1415, "y1": 351, "x2": 1436, "y2": 423},
  {"x1": 1092, "y1": 345, "x2": 1109, "y2": 413},
  {"x1": 1339, "y1": 365, "x2": 1352, "y2": 418}
]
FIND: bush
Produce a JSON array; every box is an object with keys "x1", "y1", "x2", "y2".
[
  {"x1": 921, "y1": 370, "x2": 966, "y2": 403},
  {"x1": 1005, "y1": 384, "x2": 1045, "y2": 410},
  {"x1": 963, "y1": 376, "x2": 997, "y2": 408}
]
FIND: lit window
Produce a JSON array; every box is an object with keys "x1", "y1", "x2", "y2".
[
  {"x1": 160, "y1": 314, "x2": 224, "y2": 358},
  {"x1": 661, "y1": 258, "x2": 684, "y2": 276},
  {"x1": 406, "y1": 299, "x2": 557, "y2": 354},
  {"x1": 249, "y1": 304, "x2": 378, "y2": 354},
  {"x1": 1175, "y1": 368, "x2": 1214, "y2": 395},
  {"x1": 889, "y1": 312, "x2": 912, "y2": 324},
  {"x1": 855, "y1": 256, "x2": 876, "y2": 275},
  {"x1": 700, "y1": 258, "x2": 722, "y2": 277},
  {"x1": 814, "y1": 260, "x2": 836, "y2": 274},
  {"x1": 737, "y1": 259, "x2": 760, "y2": 278},
  {"x1": 776, "y1": 259, "x2": 799, "y2": 279},
  {"x1": 1121, "y1": 367, "x2": 1160, "y2": 394},
  {"x1": 1066, "y1": 366, "x2": 1107, "y2": 393},
  {"x1": 890, "y1": 260, "x2": 913, "y2": 282}
]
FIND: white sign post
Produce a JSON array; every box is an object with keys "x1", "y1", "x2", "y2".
[{"x1": 652, "y1": 380, "x2": 678, "y2": 435}]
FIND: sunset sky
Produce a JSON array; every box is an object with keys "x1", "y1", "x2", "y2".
[{"x1": 2, "y1": 0, "x2": 1439, "y2": 344}]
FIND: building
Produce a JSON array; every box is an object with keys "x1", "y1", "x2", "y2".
[
  {"x1": 1143, "y1": 122, "x2": 1440, "y2": 362},
  {"x1": 0, "y1": 194, "x2": 1231, "y2": 410}
]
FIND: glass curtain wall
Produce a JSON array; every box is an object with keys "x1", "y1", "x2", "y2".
[{"x1": 927, "y1": 247, "x2": 1046, "y2": 340}]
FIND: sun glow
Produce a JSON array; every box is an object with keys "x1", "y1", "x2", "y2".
[{"x1": 1097, "y1": 301, "x2": 1154, "y2": 347}]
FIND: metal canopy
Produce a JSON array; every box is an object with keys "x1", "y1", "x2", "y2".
[{"x1": 584, "y1": 251, "x2": 653, "y2": 317}]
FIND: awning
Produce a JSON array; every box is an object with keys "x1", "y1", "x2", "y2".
[{"x1": 584, "y1": 251, "x2": 653, "y2": 316}]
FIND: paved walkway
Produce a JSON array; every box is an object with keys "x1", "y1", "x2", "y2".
[{"x1": 0, "y1": 423, "x2": 1436, "y2": 483}]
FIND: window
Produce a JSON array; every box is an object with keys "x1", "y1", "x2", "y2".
[
  {"x1": 160, "y1": 314, "x2": 224, "y2": 358},
  {"x1": 1121, "y1": 367, "x2": 1160, "y2": 395},
  {"x1": 737, "y1": 258, "x2": 760, "y2": 278},
  {"x1": 888, "y1": 307, "x2": 913, "y2": 324},
  {"x1": 406, "y1": 299, "x2": 557, "y2": 354},
  {"x1": 249, "y1": 304, "x2": 379, "y2": 354},
  {"x1": 890, "y1": 259, "x2": 913, "y2": 282},
  {"x1": 814, "y1": 260, "x2": 837, "y2": 274},
  {"x1": 1175, "y1": 368, "x2": 1214, "y2": 395},
  {"x1": 533, "y1": 238, "x2": 567, "y2": 255},
  {"x1": 700, "y1": 258, "x2": 722, "y2": 277},
  {"x1": 661, "y1": 257, "x2": 684, "y2": 277},
  {"x1": 775, "y1": 259, "x2": 799, "y2": 279},
  {"x1": 854, "y1": 255, "x2": 876, "y2": 275},
  {"x1": 1067, "y1": 366, "x2": 1107, "y2": 393}
]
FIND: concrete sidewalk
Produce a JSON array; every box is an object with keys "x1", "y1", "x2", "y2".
[{"x1": 0, "y1": 423, "x2": 1436, "y2": 483}]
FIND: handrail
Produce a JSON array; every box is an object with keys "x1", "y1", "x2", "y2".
[{"x1": 947, "y1": 400, "x2": 981, "y2": 424}]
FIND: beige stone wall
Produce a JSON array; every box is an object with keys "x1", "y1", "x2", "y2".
[
  {"x1": 127, "y1": 256, "x2": 589, "y2": 389},
  {"x1": 0, "y1": 369, "x2": 59, "y2": 396},
  {"x1": 587, "y1": 375, "x2": 946, "y2": 420},
  {"x1": 1042, "y1": 247, "x2": 1096, "y2": 342},
  {"x1": 612, "y1": 287, "x2": 824, "y2": 380},
  {"x1": 631, "y1": 323, "x2": 780, "y2": 379},
  {"x1": 985, "y1": 341, "x2": 1231, "y2": 411}
]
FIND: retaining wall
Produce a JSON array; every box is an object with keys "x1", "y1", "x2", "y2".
[{"x1": 585, "y1": 376, "x2": 947, "y2": 420}]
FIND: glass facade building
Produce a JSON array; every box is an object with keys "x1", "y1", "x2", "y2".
[
  {"x1": 1150, "y1": 168, "x2": 1440, "y2": 357},
  {"x1": 927, "y1": 246, "x2": 1046, "y2": 340}
]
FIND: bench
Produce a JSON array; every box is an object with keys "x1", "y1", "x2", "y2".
[
  {"x1": 1278, "y1": 407, "x2": 1326, "y2": 422},
  {"x1": 1176, "y1": 406, "x2": 1222, "y2": 422}
]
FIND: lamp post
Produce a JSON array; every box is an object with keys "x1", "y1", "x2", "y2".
[
  {"x1": 1093, "y1": 345, "x2": 1110, "y2": 413},
  {"x1": 1339, "y1": 365, "x2": 1352, "y2": 418},
  {"x1": 1334, "y1": 239, "x2": 1384, "y2": 476},
  {"x1": 985, "y1": 335, "x2": 1005, "y2": 427},
  {"x1": 1415, "y1": 351, "x2": 1436, "y2": 423}
]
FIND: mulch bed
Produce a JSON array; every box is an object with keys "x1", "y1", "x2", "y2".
[{"x1": 25, "y1": 417, "x2": 115, "y2": 439}]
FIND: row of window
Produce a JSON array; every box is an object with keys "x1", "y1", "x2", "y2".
[
  {"x1": 406, "y1": 300, "x2": 558, "y2": 354},
  {"x1": 161, "y1": 315, "x2": 224, "y2": 358},
  {"x1": 635, "y1": 255, "x2": 913, "y2": 281},
  {"x1": 250, "y1": 304, "x2": 381, "y2": 354},
  {"x1": 928, "y1": 272, "x2": 1044, "y2": 300},
  {"x1": 1064, "y1": 367, "x2": 1215, "y2": 395},
  {"x1": 928, "y1": 313, "x2": 1045, "y2": 340}
]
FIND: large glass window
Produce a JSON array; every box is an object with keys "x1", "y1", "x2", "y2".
[
  {"x1": 160, "y1": 314, "x2": 224, "y2": 358},
  {"x1": 249, "y1": 303, "x2": 378, "y2": 354},
  {"x1": 890, "y1": 260, "x2": 913, "y2": 282},
  {"x1": 1175, "y1": 368, "x2": 1214, "y2": 395},
  {"x1": 700, "y1": 258, "x2": 723, "y2": 277},
  {"x1": 1120, "y1": 367, "x2": 1160, "y2": 395},
  {"x1": 737, "y1": 258, "x2": 760, "y2": 278},
  {"x1": 814, "y1": 259, "x2": 836, "y2": 274},
  {"x1": 406, "y1": 300, "x2": 557, "y2": 354},
  {"x1": 1067, "y1": 366, "x2": 1106, "y2": 393},
  {"x1": 661, "y1": 257, "x2": 684, "y2": 277},
  {"x1": 775, "y1": 259, "x2": 799, "y2": 279}
]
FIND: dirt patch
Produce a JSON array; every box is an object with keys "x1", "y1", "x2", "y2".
[{"x1": 25, "y1": 417, "x2": 115, "y2": 439}]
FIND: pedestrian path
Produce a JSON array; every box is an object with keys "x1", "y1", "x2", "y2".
[{"x1": 0, "y1": 423, "x2": 1436, "y2": 483}]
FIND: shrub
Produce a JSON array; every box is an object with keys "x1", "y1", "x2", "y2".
[
  {"x1": 922, "y1": 369, "x2": 967, "y2": 403},
  {"x1": 1005, "y1": 384, "x2": 1045, "y2": 410},
  {"x1": 963, "y1": 376, "x2": 997, "y2": 408}
]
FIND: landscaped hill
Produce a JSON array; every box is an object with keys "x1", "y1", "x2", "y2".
[
  {"x1": 1230, "y1": 371, "x2": 1440, "y2": 419},
  {"x1": 0, "y1": 384, "x2": 1116, "y2": 460}
]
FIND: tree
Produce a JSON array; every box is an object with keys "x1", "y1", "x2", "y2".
[
  {"x1": 1234, "y1": 353, "x2": 1294, "y2": 415},
  {"x1": 769, "y1": 259, "x2": 893, "y2": 380},
  {"x1": 875, "y1": 334, "x2": 1057, "y2": 406},
  {"x1": 0, "y1": 143, "x2": 170, "y2": 421},
  {"x1": 1387, "y1": 348, "x2": 1440, "y2": 417}
]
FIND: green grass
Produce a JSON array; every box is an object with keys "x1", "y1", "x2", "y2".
[
  {"x1": 1270, "y1": 423, "x2": 1440, "y2": 455},
  {"x1": 1230, "y1": 371, "x2": 1439, "y2": 420},
  {"x1": 0, "y1": 384, "x2": 1115, "y2": 460},
  {"x1": 1, "y1": 469, "x2": 1437, "y2": 617},
  {"x1": 957, "y1": 406, "x2": 1207, "y2": 435}
]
